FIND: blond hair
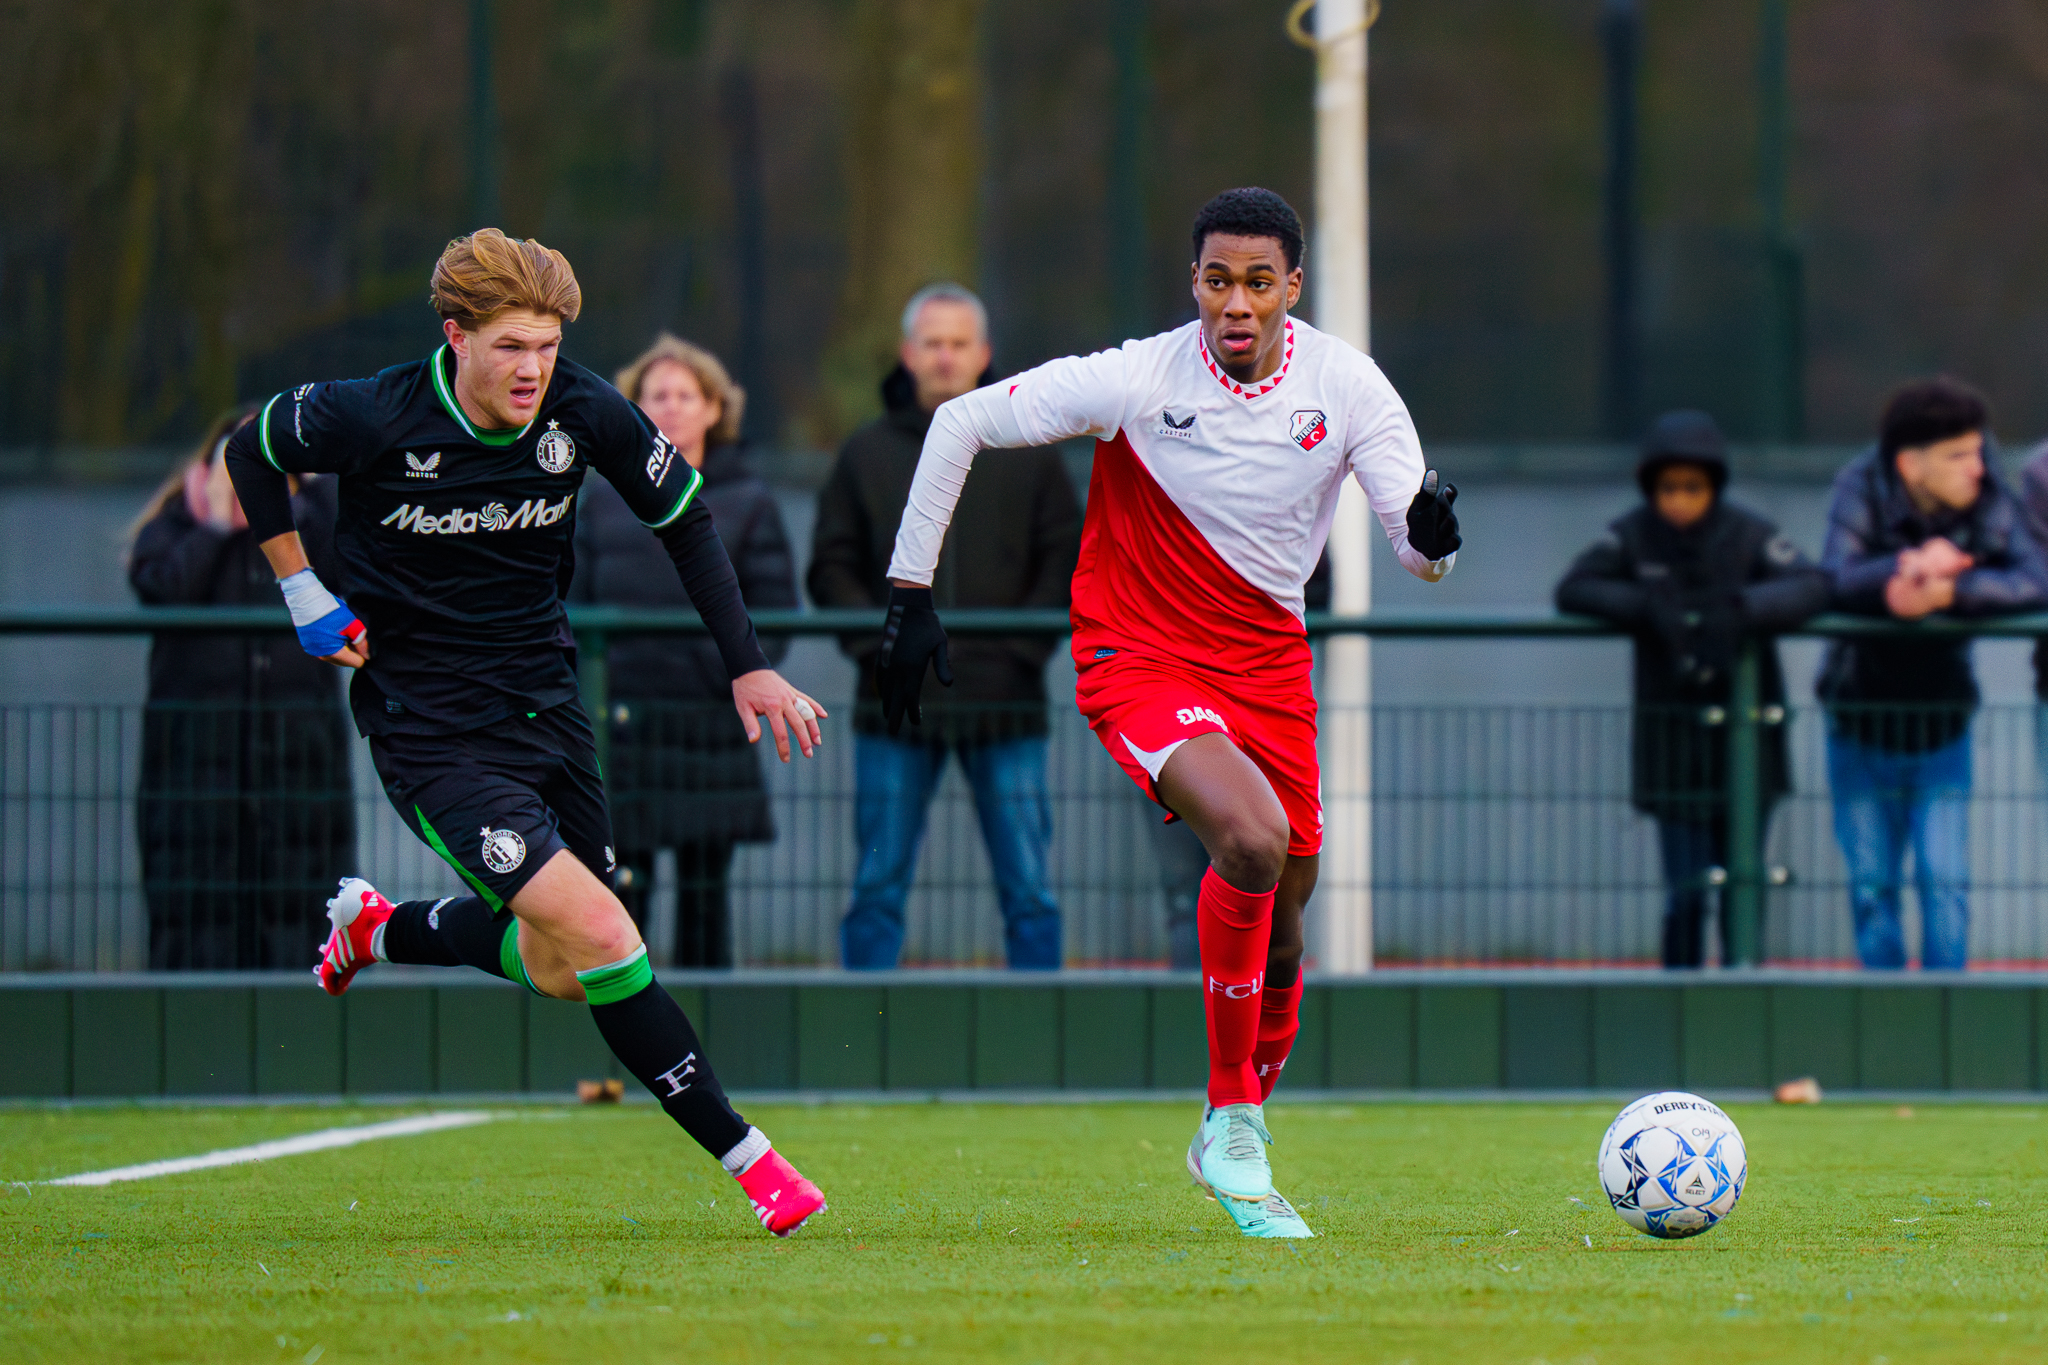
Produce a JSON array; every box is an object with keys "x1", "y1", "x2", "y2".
[
  {"x1": 614, "y1": 334, "x2": 746, "y2": 448},
  {"x1": 429, "y1": 228, "x2": 582, "y2": 330}
]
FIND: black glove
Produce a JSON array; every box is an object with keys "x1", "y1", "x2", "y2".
[
  {"x1": 876, "y1": 585, "x2": 953, "y2": 736},
  {"x1": 1405, "y1": 469, "x2": 1461, "y2": 560}
]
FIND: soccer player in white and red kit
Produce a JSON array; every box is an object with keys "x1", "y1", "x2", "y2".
[{"x1": 875, "y1": 189, "x2": 1461, "y2": 1237}]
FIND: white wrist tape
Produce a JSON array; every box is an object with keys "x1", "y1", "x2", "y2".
[{"x1": 278, "y1": 568, "x2": 344, "y2": 628}]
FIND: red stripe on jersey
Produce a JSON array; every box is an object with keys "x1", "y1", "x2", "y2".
[{"x1": 1070, "y1": 432, "x2": 1310, "y2": 679}]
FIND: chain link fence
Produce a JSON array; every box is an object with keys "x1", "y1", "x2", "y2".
[{"x1": 9, "y1": 612, "x2": 2048, "y2": 972}]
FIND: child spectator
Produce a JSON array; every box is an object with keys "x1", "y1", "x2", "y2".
[{"x1": 1557, "y1": 410, "x2": 1829, "y2": 967}]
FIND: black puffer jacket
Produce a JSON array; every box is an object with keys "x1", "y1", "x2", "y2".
[
  {"x1": 807, "y1": 364, "x2": 1081, "y2": 742},
  {"x1": 571, "y1": 444, "x2": 796, "y2": 845},
  {"x1": 1556, "y1": 498, "x2": 1829, "y2": 822},
  {"x1": 1819, "y1": 444, "x2": 2048, "y2": 750},
  {"x1": 128, "y1": 474, "x2": 355, "y2": 969}
]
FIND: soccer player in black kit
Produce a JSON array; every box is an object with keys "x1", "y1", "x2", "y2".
[{"x1": 225, "y1": 229, "x2": 827, "y2": 1235}]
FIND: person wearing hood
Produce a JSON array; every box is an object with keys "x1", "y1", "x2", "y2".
[
  {"x1": 572, "y1": 334, "x2": 797, "y2": 967},
  {"x1": 1556, "y1": 410, "x2": 1830, "y2": 968},
  {"x1": 1818, "y1": 377, "x2": 2048, "y2": 970},
  {"x1": 808, "y1": 284, "x2": 1081, "y2": 968}
]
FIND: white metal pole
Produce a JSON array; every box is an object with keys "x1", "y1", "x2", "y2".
[{"x1": 1310, "y1": 0, "x2": 1374, "y2": 972}]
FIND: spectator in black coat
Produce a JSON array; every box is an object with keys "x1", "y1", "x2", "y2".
[
  {"x1": 127, "y1": 405, "x2": 355, "y2": 969},
  {"x1": 1818, "y1": 377, "x2": 2048, "y2": 969},
  {"x1": 1556, "y1": 410, "x2": 1830, "y2": 967},
  {"x1": 571, "y1": 335, "x2": 796, "y2": 966},
  {"x1": 808, "y1": 283, "x2": 1081, "y2": 968}
]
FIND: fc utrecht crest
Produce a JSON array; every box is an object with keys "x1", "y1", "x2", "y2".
[
  {"x1": 1290, "y1": 410, "x2": 1328, "y2": 452},
  {"x1": 535, "y1": 420, "x2": 577, "y2": 474}
]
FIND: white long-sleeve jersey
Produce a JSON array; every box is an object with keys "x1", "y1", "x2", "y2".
[{"x1": 888, "y1": 317, "x2": 1452, "y2": 675}]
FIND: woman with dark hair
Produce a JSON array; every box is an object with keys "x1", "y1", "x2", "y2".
[
  {"x1": 128, "y1": 405, "x2": 355, "y2": 968},
  {"x1": 572, "y1": 335, "x2": 797, "y2": 966}
]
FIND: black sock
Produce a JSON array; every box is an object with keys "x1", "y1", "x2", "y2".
[
  {"x1": 588, "y1": 977, "x2": 750, "y2": 1160},
  {"x1": 382, "y1": 897, "x2": 515, "y2": 981}
]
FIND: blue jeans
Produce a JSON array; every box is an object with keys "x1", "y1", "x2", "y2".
[
  {"x1": 1825, "y1": 729, "x2": 1971, "y2": 969},
  {"x1": 840, "y1": 733, "x2": 1062, "y2": 969},
  {"x1": 1655, "y1": 818, "x2": 1731, "y2": 969}
]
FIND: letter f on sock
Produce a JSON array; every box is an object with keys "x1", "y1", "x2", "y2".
[{"x1": 655, "y1": 1052, "x2": 698, "y2": 1098}]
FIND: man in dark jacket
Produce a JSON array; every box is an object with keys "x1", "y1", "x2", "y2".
[
  {"x1": 1820, "y1": 376, "x2": 2048, "y2": 969},
  {"x1": 1557, "y1": 410, "x2": 1830, "y2": 967},
  {"x1": 809, "y1": 284, "x2": 1082, "y2": 968}
]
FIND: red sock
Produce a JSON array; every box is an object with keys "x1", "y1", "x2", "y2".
[
  {"x1": 1198, "y1": 867, "x2": 1273, "y2": 1108},
  {"x1": 1252, "y1": 976, "x2": 1301, "y2": 1102}
]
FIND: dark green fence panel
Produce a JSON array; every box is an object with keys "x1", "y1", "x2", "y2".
[
  {"x1": 1591, "y1": 987, "x2": 1681, "y2": 1090},
  {"x1": 436, "y1": 986, "x2": 526, "y2": 1093},
  {"x1": 71, "y1": 988, "x2": 160, "y2": 1097},
  {"x1": 164, "y1": 988, "x2": 252, "y2": 1096},
  {"x1": 8, "y1": 975, "x2": 2048, "y2": 1101},
  {"x1": 1503, "y1": 986, "x2": 1593, "y2": 1089},
  {"x1": 1681, "y1": 986, "x2": 1771, "y2": 1090},
  {"x1": 1327, "y1": 986, "x2": 1414, "y2": 1089},
  {"x1": 797, "y1": 985, "x2": 885, "y2": 1090},
  {"x1": 886, "y1": 986, "x2": 974, "y2": 1090},
  {"x1": 1148, "y1": 985, "x2": 1207, "y2": 1090},
  {"x1": 1062, "y1": 985, "x2": 1149, "y2": 1089},
  {"x1": 345, "y1": 988, "x2": 434, "y2": 1094},
  {"x1": 973, "y1": 987, "x2": 1060, "y2": 1088},
  {"x1": 1946, "y1": 987, "x2": 2032, "y2": 1092},
  {"x1": 703, "y1": 986, "x2": 798, "y2": 1090},
  {"x1": 1770, "y1": 985, "x2": 1859, "y2": 1091},
  {"x1": 256, "y1": 988, "x2": 341, "y2": 1094},
  {"x1": 0, "y1": 990, "x2": 69, "y2": 1096},
  {"x1": 1416, "y1": 987, "x2": 1503, "y2": 1089},
  {"x1": 1857, "y1": 987, "x2": 1947, "y2": 1091}
]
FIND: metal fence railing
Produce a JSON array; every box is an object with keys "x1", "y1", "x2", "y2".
[{"x1": 6, "y1": 607, "x2": 2048, "y2": 972}]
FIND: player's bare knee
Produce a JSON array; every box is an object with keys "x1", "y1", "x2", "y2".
[{"x1": 1209, "y1": 816, "x2": 1288, "y2": 891}]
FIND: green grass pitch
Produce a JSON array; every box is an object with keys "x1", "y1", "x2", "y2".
[{"x1": 2, "y1": 1099, "x2": 2043, "y2": 1363}]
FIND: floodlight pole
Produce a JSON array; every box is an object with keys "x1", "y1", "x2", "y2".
[{"x1": 1293, "y1": 0, "x2": 1376, "y2": 972}]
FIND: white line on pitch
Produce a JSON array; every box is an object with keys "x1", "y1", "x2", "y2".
[{"x1": 41, "y1": 1112, "x2": 494, "y2": 1187}]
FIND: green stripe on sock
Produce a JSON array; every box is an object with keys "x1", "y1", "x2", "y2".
[
  {"x1": 413, "y1": 805, "x2": 504, "y2": 912},
  {"x1": 498, "y1": 921, "x2": 540, "y2": 995},
  {"x1": 576, "y1": 946, "x2": 653, "y2": 1005}
]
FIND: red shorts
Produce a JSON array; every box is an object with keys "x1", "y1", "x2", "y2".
[{"x1": 1074, "y1": 651, "x2": 1323, "y2": 858}]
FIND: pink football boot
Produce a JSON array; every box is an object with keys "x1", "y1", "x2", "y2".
[
  {"x1": 315, "y1": 877, "x2": 395, "y2": 997},
  {"x1": 734, "y1": 1147, "x2": 827, "y2": 1237}
]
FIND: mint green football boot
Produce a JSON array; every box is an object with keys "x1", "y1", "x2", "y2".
[
  {"x1": 1217, "y1": 1188, "x2": 1316, "y2": 1238},
  {"x1": 1185, "y1": 1103, "x2": 1273, "y2": 1203}
]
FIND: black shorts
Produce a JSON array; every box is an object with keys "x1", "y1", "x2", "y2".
[{"x1": 369, "y1": 702, "x2": 615, "y2": 910}]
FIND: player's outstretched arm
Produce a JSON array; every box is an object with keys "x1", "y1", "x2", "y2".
[
  {"x1": 880, "y1": 350, "x2": 1125, "y2": 731},
  {"x1": 224, "y1": 416, "x2": 369, "y2": 668},
  {"x1": 878, "y1": 383, "x2": 1030, "y2": 734},
  {"x1": 649, "y1": 505, "x2": 825, "y2": 761}
]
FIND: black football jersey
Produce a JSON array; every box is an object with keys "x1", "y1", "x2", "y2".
[{"x1": 236, "y1": 347, "x2": 712, "y2": 735}]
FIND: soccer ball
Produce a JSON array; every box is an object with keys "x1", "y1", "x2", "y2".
[{"x1": 1597, "y1": 1091, "x2": 1747, "y2": 1239}]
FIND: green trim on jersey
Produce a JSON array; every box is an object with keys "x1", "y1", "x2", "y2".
[
  {"x1": 413, "y1": 804, "x2": 505, "y2": 912},
  {"x1": 430, "y1": 345, "x2": 536, "y2": 447},
  {"x1": 257, "y1": 394, "x2": 285, "y2": 472},
  {"x1": 575, "y1": 946, "x2": 653, "y2": 1005},
  {"x1": 642, "y1": 464, "x2": 705, "y2": 529}
]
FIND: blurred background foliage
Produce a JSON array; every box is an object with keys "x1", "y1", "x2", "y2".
[{"x1": 3, "y1": 0, "x2": 2047, "y2": 456}]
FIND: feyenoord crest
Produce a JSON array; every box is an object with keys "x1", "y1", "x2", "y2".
[
  {"x1": 480, "y1": 825, "x2": 527, "y2": 874},
  {"x1": 535, "y1": 419, "x2": 576, "y2": 474},
  {"x1": 1290, "y1": 409, "x2": 1328, "y2": 452}
]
